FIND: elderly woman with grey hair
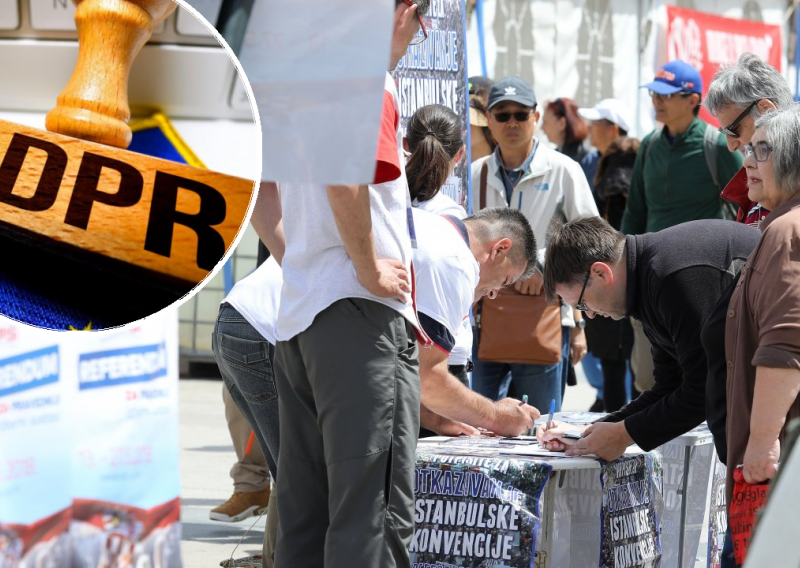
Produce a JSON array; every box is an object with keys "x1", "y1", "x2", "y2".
[
  {"x1": 724, "y1": 105, "x2": 800, "y2": 547},
  {"x1": 701, "y1": 55, "x2": 795, "y2": 568},
  {"x1": 705, "y1": 52, "x2": 794, "y2": 225}
]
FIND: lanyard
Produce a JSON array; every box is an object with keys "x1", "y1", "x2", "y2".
[{"x1": 407, "y1": 205, "x2": 418, "y2": 249}]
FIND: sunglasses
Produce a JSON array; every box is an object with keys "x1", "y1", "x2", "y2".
[
  {"x1": 403, "y1": 0, "x2": 428, "y2": 46},
  {"x1": 492, "y1": 111, "x2": 533, "y2": 123},
  {"x1": 648, "y1": 90, "x2": 694, "y2": 101},
  {"x1": 575, "y1": 268, "x2": 591, "y2": 311},
  {"x1": 718, "y1": 101, "x2": 758, "y2": 138},
  {"x1": 742, "y1": 141, "x2": 774, "y2": 162}
]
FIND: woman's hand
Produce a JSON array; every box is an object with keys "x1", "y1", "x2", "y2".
[{"x1": 743, "y1": 434, "x2": 780, "y2": 484}]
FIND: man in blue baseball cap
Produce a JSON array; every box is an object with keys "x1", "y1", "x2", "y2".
[
  {"x1": 640, "y1": 59, "x2": 703, "y2": 127},
  {"x1": 620, "y1": 59, "x2": 742, "y2": 396}
]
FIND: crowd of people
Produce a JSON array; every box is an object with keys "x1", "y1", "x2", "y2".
[{"x1": 203, "y1": 1, "x2": 799, "y2": 566}]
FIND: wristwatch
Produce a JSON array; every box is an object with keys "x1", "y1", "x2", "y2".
[{"x1": 575, "y1": 319, "x2": 586, "y2": 330}]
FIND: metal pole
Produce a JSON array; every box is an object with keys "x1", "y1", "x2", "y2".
[
  {"x1": 476, "y1": 0, "x2": 488, "y2": 76},
  {"x1": 795, "y1": 6, "x2": 800, "y2": 101}
]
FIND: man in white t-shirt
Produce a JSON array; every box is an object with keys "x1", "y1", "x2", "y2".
[
  {"x1": 267, "y1": 3, "x2": 434, "y2": 566},
  {"x1": 412, "y1": 192, "x2": 473, "y2": 377},
  {"x1": 413, "y1": 207, "x2": 542, "y2": 436}
]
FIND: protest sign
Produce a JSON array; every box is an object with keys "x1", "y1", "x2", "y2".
[
  {"x1": 413, "y1": 438, "x2": 551, "y2": 567},
  {"x1": 395, "y1": 0, "x2": 469, "y2": 208},
  {"x1": 600, "y1": 454, "x2": 663, "y2": 568}
]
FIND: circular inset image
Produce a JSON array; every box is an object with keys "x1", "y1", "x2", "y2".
[{"x1": 0, "y1": 0, "x2": 260, "y2": 331}]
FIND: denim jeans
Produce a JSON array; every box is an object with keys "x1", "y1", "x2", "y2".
[
  {"x1": 212, "y1": 303, "x2": 280, "y2": 479},
  {"x1": 472, "y1": 327, "x2": 566, "y2": 412},
  {"x1": 582, "y1": 352, "x2": 605, "y2": 396}
]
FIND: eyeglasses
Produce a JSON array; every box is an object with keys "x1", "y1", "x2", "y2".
[
  {"x1": 492, "y1": 111, "x2": 533, "y2": 123},
  {"x1": 718, "y1": 101, "x2": 758, "y2": 138},
  {"x1": 404, "y1": 0, "x2": 428, "y2": 46},
  {"x1": 575, "y1": 268, "x2": 591, "y2": 312},
  {"x1": 648, "y1": 90, "x2": 694, "y2": 101},
  {"x1": 742, "y1": 141, "x2": 774, "y2": 162}
]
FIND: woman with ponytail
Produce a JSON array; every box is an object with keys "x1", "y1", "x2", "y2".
[
  {"x1": 404, "y1": 104, "x2": 466, "y2": 215},
  {"x1": 404, "y1": 104, "x2": 474, "y2": 398}
]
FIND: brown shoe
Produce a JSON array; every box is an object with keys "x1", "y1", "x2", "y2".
[{"x1": 209, "y1": 487, "x2": 270, "y2": 523}]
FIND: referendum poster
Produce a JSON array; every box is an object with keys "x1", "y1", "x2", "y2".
[
  {"x1": 412, "y1": 443, "x2": 551, "y2": 567},
  {"x1": 395, "y1": 0, "x2": 469, "y2": 208},
  {"x1": 600, "y1": 454, "x2": 663, "y2": 568},
  {"x1": 70, "y1": 316, "x2": 181, "y2": 568},
  {"x1": 0, "y1": 311, "x2": 181, "y2": 568},
  {"x1": 0, "y1": 323, "x2": 72, "y2": 568}
]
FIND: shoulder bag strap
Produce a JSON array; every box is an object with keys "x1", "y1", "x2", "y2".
[{"x1": 480, "y1": 162, "x2": 488, "y2": 210}]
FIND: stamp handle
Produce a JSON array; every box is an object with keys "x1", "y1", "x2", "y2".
[{"x1": 45, "y1": 0, "x2": 176, "y2": 148}]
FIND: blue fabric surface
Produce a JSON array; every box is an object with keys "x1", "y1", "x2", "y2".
[{"x1": 128, "y1": 127, "x2": 188, "y2": 165}]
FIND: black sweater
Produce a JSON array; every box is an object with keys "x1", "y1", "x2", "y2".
[{"x1": 599, "y1": 220, "x2": 759, "y2": 451}]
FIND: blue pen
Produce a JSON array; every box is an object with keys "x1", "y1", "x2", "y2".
[
  {"x1": 547, "y1": 399, "x2": 555, "y2": 431},
  {"x1": 520, "y1": 394, "x2": 528, "y2": 406}
]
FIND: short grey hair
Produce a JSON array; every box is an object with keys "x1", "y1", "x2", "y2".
[
  {"x1": 754, "y1": 105, "x2": 800, "y2": 197},
  {"x1": 705, "y1": 53, "x2": 793, "y2": 118}
]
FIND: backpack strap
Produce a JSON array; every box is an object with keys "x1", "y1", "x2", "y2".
[
  {"x1": 474, "y1": 161, "x2": 490, "y2": 324},
  {"x1": 703, "y1": 122, "x2": 720, "y2": 189},
  {"x1": 480, "y1": 162, "x2": 488, "y2": 210},
  {"x1": 643, "y1": 127, "x2": 660, "y2": 167}
]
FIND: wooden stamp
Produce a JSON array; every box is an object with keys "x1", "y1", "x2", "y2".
[{"x1": 0, "y1": 0, "x2": 255, "y2": 291}]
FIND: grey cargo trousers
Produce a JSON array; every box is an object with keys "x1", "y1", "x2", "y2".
[{"x1": 274, "y1": 298, "x2": 420, "y2": 568}]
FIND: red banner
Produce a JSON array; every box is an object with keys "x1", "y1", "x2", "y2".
[{"x1": 665, "y1": 5, "x2": 782, "y2": 125}]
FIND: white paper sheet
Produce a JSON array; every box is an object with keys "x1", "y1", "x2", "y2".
[{"x1": 241, "y1": 0, "x2": 394, "y2": 184}]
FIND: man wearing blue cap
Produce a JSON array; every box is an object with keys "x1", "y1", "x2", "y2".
[
  {"x1": 620, "y1": 60, "x2": 742, "y2": 394},
  {"x1": 622, "y1": 60, "x2": 742, "y2": 235}
]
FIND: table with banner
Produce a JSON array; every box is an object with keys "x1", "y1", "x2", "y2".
[
  {"x1": 412, "y1": 413, "x2": 724, "y2": 568},
  {"x1": 555, "y1": 413, "x2": 723, "y2": 568},
  {"x1": 412, "y1": 435, "x2": 664, "y2": 568}
]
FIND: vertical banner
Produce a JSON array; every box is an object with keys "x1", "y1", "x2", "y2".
[
  {"x1": 600, "y1": 454, "x2": 663, "y2": 568},
  {"x1": 412, "y1": 439, "x2": 551, "y2": 567},
  {"x1": 549, "y1": 468, "x2": 604, "y2": 566},
  {"x1": 69, "y1": 314, "x2": 181, "y2": 568},
  {"x1": 0, "y1": 323, "x2": 72, "y2": 568},
  {"x1": 707, "y1": 459, "x2": 728, "y2": 568},
  {"x1": 394, "y1": 0, "x2": 469, "y2": 208},
  {"x1": 664, "y1": 4, "x2": 783, "y2": 126},
  {"x1": 657, "y1": 435, "x2": 716, "y2": 568}
]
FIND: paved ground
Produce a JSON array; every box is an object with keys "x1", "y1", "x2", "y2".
[
  {"x1": 179, "y1": 377, "x2": 267, "y2": 567},
  {"x1": 177, "y1": 366, "x2": 599, "y2": 566}
]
